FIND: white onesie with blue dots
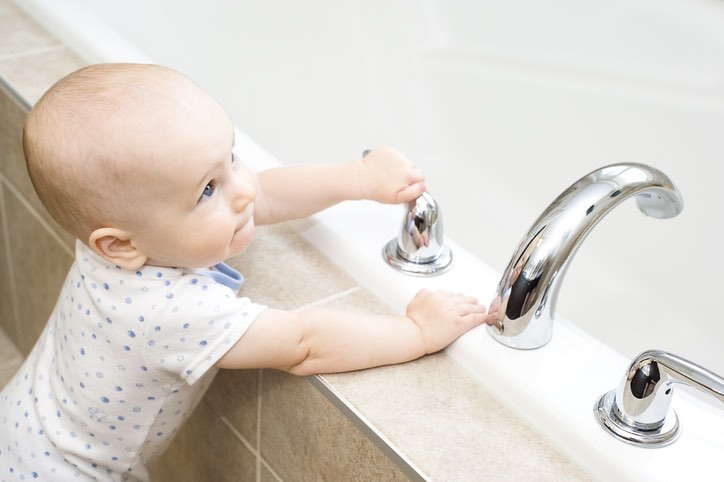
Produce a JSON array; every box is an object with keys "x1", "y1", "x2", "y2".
[{"x1": 0, "y1": 241, "x2": 266, "y2": 481}]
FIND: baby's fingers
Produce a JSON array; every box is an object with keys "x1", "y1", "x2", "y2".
[
  {"x1": 461, "y1": 309, "x2": 487, "y2": 328},
  {"x1": 456, "y1": 301, "x2": 486, "y2": 316},
  {"x1": 394, "y1": 181, "x2": 427, "y2": 204},
  {"x1": 455, "y1": 300, "x2": 487, "y2": 326}
]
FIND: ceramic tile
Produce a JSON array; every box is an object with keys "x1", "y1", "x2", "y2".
[
  {"x1": 149, "y1": 400, "x2": 257, "y2": 482},
  {"x1": 0, "y1": 0, "x2": 63, "y2": 59},
  {"x1": 204, "y1": 368, "x2": 259, "y2": 446},
  {"x1": 0, "y1": 46, "x2": 87, "y2": 106},
  {"x1": 259, "y1": 463, "x2": 281, "y2": 482},
  {"x1": 0, "y1": 356, "x2": 22, "y2": 389},
  {"x1": 0, "y1": 179, "x2": 19, "y2": 346},
  {"x1": 0, "y1": 85, "x2": 76, "y2": 252},
  {"x1": 314, "y1": 283, "x2": 397, "y2": 315},
  {"x1": 260, "y1": 369, "x2": 408, "y2": 482},
  {"x1": 0, "y1": 324, "x2": 21, "y2": 365},
  {"x1": 3, "y1": 187, "x2": 73, "y2": 354},
  {"x1": 0, "y1": 83, "x2": 27, "y2": 183},
  {"x1": 0, "y1": 0, "x2": 13, "y2": 14},
  {"x1": 228, "y1": 224, "x2": 358, "y2": 310},
  {"x1": 0, "y1": 324, "x2": 22, "y2": 389},
  {"x1": 323, "y1": 353, "x2": 594, "y2": 481}
]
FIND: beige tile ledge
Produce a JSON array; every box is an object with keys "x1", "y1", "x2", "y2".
[{"x1": 315, "y1": 353, "x2": 593, "y2": 481}]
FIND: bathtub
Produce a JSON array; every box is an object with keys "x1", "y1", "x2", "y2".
[{"x1": 16, "y1": 0, "x2": 724, "y2": 480}]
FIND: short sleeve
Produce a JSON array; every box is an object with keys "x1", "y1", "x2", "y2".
[{"x1": 141, "y1": 273, "x2": 267, "y2": 385}]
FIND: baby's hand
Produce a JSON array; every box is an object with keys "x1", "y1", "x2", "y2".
[
  {"x1": 405, "y1": 289, "x2": 487, "y2": 354},
  {"x1": 357, "y1": 147, "x2": 426, "y2": 204}
]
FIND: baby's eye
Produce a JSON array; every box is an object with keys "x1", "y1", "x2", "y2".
[{"x1": 198, "y1": 182, "x2": 216, "y2": 202}]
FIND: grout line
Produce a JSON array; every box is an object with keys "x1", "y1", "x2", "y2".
[
  {"x1": 256, "y1": 369, "x2": 262, "y2": 482},
  {"x1": 293, "y1": 286, "x2": 362, "y2": 311},
  {"x1": 308, "y1": 375, "x2": 430, "y2": 482},
  {"x1": 0, "y1": 324, "x2": 23, "y2": 363},
  {"x1": 219, "y1": 406, "x2": 284, "y2": 482},
  {"x1": 259, "y1": 456, "x2": 284, "y2": 482},
  {"x1": 0, "y1": 177, "x2": 23, "y2": 350},
  {"x1": 253, "y1": 370, "x2": 284, "y2": 482},
  {"x1": 0, "y1": 174, "x2": 74, "y2": 258},
  {"x1": 219, "y1": 415, "x2": 258, "y2": 458},
  {"x1": 0, "y1": 44, "x2": 65, "y2": 63}
]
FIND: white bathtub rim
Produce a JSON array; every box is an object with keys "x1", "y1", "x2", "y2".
[{"x1": 13, "y1": 0, "x2": 153, "y2": 64}]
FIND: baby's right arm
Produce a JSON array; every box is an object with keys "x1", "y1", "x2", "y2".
[
  {"x1": 216, "y1": 290, "x2": 486, "y2": 375},
  {"x1": 251, "y1": 147, "x2": 425, "y2": 226}
]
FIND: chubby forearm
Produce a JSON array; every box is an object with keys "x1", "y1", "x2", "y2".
[
  {"x1": 254, "y1": 162, "x2": 363, "y2": 225},
  {"x1": 252, "y1": 147, "x2": 426, "y2": 225},
  {"x1": 216, "y1": 290, "x2": 485, "y2": 376},
  {"x1": 287, "y1": 308, "x2": 428, "y2": 375},
  {"x1": 216, "y1": 307, "x2": 427, "y2": 375}
]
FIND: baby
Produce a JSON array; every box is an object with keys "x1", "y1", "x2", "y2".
[{"x1": 0, "y1": 63, "x2": 486, "y2": 481}]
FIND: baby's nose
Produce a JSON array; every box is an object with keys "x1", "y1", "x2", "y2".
[
  {"x1": 232, "y1": 180, "x2": 256, "y2": 212},
  {"x1": 233, "y1": 195, "x2": 252, "y2": 213},
  {"x1": 229, "y1": 168, "x2": 257, "y2": 212}
]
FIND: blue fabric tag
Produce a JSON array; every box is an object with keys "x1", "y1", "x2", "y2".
[{"x1": 193, "y1": 262, "x2": 244, "y2": 293}]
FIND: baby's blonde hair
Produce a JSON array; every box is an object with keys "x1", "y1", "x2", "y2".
[{"x1": 24, "y1": 63, "x2": 187, "y2": 241}]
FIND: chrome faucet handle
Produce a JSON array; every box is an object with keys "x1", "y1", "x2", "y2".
[
  {"x1": 382, "y1": 191, "x2": 453, "y2": 276},
  {"x1": 362, "y1": 149, "x2": 452, "y2": 275},
  {"x1": 594, "y1": 350, "x2": 724, "y2": 447},
  {"x1": 487, "y1": 163, "x2": 684, "y2": 349}
]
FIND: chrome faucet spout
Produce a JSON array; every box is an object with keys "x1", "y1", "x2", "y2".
[{"x1": 487, "y1": 163, "x2": 683, "y2": 349}]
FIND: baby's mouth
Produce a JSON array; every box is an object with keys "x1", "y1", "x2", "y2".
[
  {"x1": 236, "y1": 204, "x2": 254, "y2": 231},
  {"x1": 235, "y1": 219, "x2": 249, "y2": 232}
]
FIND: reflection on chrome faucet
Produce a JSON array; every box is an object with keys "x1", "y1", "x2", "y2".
[
  {"x1": 595, "y1": 350, "x2": 724, "y2": 447},
  {"x1": 383, "y1": 191, "x2": 453, "y2": 276},
  {"x1": 486, "y1": 163, "x2": 684, "y2": 349}
]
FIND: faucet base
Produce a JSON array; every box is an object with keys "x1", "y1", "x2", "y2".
[
  {"x1": 594, "y1": 390, "x2": 680, "y2": 448},
  {"x1": 382, "y1": 239, "x2": 452, "y2": 276},
  {"x1": 485, "y1": 323, "x2": 552, "y2": 349}
]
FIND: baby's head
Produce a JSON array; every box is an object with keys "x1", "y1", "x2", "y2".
[{"x1": 25, "y1": 63, "x2": 258, "y2": 270}]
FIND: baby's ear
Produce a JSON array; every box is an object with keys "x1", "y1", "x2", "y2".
[{"x1": 88, "y1": 228, "x2": 147, "y2": 271}]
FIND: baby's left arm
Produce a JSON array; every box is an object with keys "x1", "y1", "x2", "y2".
[{"x1": 253, "y1": 147, "x2": 425, "y2": 225}]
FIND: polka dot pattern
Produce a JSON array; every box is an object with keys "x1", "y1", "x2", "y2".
[{"x1": 0, "y1": 241, "x2": 266, "y2": 480}]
